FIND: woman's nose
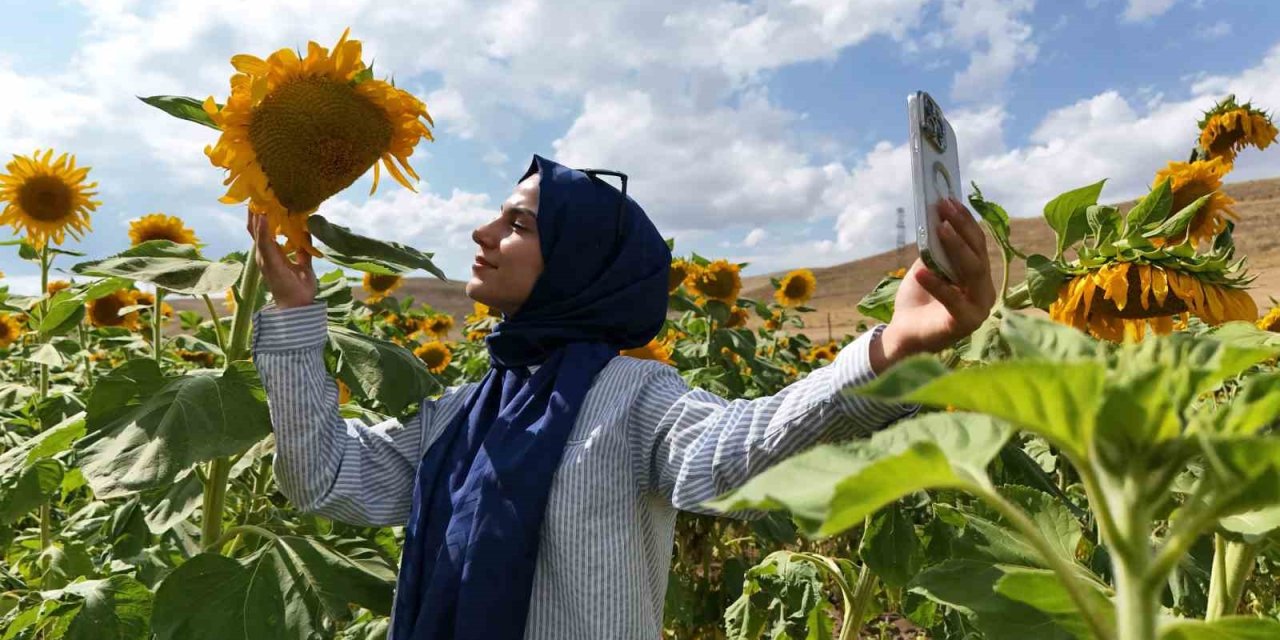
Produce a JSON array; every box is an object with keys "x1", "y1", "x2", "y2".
[{"x1": 472, "y1": 219, "x2": 498, "y2": 248}]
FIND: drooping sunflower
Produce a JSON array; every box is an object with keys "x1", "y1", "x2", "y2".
[
  {"x1": 1048, "y1": 261, "x2": 1256, "y2": 342},
  {"x1": 362, "y1": 273, "x2": 403, "y2": 303},
  {"x1": 724, "y1": 305, "x2": 750, "y2": 329},
  {"x1": 1198, "y1": 96, "x2": 1278, "y2": 166},
  {"x1": 414, "y1": 341, "x2": 452, "y2": 374},
  {"x1": 46, "y1": 280, "x2": 71, "y2": 296},
  {"x1": 0, "y1": 149, "x2": 100, "y2": 248},
  {"x1": 687, "y1": 259, "x2": 741, "y2": 304},
  {"x1": 204, "y1": 29, "x2": 434, "y2": 256},
  {"x1": 1150, "y1": 158, "x2": 1236, "y2": 246},
  {"x1": 621, "y1": 338, "x2": 674, "y2": 366},
  {"x1": 1257, "y1": 304, "x2": 1280, "y2": 332},
  {"x1": 176, "y1": 349, "x2": 217, "y2": 368},
  {"x1": 0, "y1": 313, "x2": 24, "y2": 349},
  {"x1": 805, "y1": 341, "x2": 838, "y2": 363},
  {"x1": 669, "y1": 259, "x2": 695, "y2": 293},
  {"x1": 775, "y1": 269, "x2": 817, "y2": 307},
  {"x1": 129, "y1": 213, "x2": 198, "y2": 247},
  {"x1": 87, "y1": 289, "x2": 141, "y2": 330},
  {"x1": 424, "y1": 313, "x2": 455, "y2": 339}
]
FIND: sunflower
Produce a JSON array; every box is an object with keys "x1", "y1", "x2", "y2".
[
  {"x1": 764, "y1": 311, "x2": 783, "y2": 332},
  {"x1": 775, "y1": 269, "x2": 817, "y2": 307},
  {"x1": 687, "y1": 259, "x2": 741, "y2": 304},
  {"x1": 1198, "y1": 96, "x2": 1277, "y2": 165},
  {"x1": 805, "y1": 341, "x2": 838, "y2": 363},
  {"x1": 0, "y1": 313, "x2": 23, "y2": 348},
  {"x1": 176, "y1": 349, "x2": 217, "y2": 368},
  {"x1": 224, "y1": 287, "x2": 237, "y2": 313},
  {"x1": 465, "y1": 301, "x2": 502, "y2": 324},
  {"x1": 336, "y1": 379, "x2": 352, "y2": 404},
  {"x1": 0, "y1": 149, "x2": 99, "y2": 248},
  {"x1": 204, "y1": 29, "x2": 434, "y2": 256},
  {"x1": 1151, "y1": 159, "x2": 1236, "y2": 246},
  {"x1": 134, "y1": 291, "x2": 175, "y2": 318},
  {"x1": 888, "y1": 267, "x2": 907, "y2": 278},
  {"x1": 129, "y1": 213, "x2": 198, "y2": 246},
  {"x1": 466, "y1": 329, "x2": 490, "y2": 342},
  {"x1": 414, "y1": 341, "x2": 452, "y2": 374},
  {"x1": 46, "y1": 280, "x2": 71, "y2": 296},
  {"x1": 1048, "y1": 261, "x2": 1256, "y2": 342},
  {"x1": 669, "y1": 258, "x2": 695, "y2": 293},
  {"x1": 724, "y1": 305, "x2": 749, "y2": 329},
  {"x1": 362, "y1": 273, "x2": 403, "y2": 303},
  {"x1": 621, "y1": 338, "x2": 674, "y2": 366},
  {"x1": 424, "y1": 313, "x2": 455, "y2": 339},
  {"x1": 87, "y1": 289, "x2": 141, "y2": 330},
  {"x1": 1257, "y1": 304, "x2": 1280, "y2": 332}
]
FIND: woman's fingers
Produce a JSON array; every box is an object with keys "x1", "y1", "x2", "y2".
[
  {"x1": 938, "y1": 219, "x2": 985, "y2": 284},
  {"x1": 941, "y1": 199, "x2": 989, "y2": 266}
]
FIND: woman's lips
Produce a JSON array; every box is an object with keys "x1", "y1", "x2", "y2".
[{"x1": 472, "y1": 256, "x2": 496, "y2": 271}]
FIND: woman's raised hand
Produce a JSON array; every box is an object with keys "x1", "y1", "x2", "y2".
[{"x1": 247, "y1": 211, "x2": 317, "y2": 309}]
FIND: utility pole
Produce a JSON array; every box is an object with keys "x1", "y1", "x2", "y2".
[{"x1": 895, "y1": 206, "x2": 906, "y2": 269}]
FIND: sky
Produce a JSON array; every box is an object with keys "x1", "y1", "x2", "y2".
[{"x1": 1, "y1": 0, "x2": 1279, "y2": 295}]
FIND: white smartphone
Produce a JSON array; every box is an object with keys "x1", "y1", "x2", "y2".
[{"x1": 908, "y1": 90, "x2": 961, "y2": 283}]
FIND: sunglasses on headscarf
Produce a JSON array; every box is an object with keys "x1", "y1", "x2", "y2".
[{"x1": 578, "y1": 168, "x2": 628, "y2": 246}]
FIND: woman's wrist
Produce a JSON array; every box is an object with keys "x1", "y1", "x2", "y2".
[{"x1": 869, "y1": 323, "x2": 911, "y2": 376}]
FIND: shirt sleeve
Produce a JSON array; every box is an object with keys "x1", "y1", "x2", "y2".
[
  {"x1": 627, "y1": 323, "x2": 920, "y2": 516},
  {"x1": 252, "y1": 302, "x2": 470, "y2": 527}
]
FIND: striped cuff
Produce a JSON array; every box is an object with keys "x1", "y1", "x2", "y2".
[
  {"x1": 252, "y1": 303, "x2": 329, "y2": 353},
  {"x1": 830, "y1": 324, "x2": 920, "y2": 424}
]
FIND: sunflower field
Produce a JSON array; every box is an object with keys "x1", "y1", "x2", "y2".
[{"x1": 2, "y1": 27, "x2": 1280, "y2": 640}]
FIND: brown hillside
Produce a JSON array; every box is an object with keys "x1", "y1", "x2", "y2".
[{"x1": 173, "y1": 176, "x2": 1280, "y2": 338}]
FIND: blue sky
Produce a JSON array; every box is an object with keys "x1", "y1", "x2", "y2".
[{"x1": 1, "y1": 0, "x2": 1279, "y2": 295}]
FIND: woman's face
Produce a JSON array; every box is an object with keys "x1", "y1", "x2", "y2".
[{"x1": 465, "y1": 172, "x2": 544, "y2": 316}]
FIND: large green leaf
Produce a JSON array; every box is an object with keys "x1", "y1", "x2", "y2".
[
  {"x1": 308, "y1": 214, "x2": 446, "y2": 280},
  {"x1": 139, "y1": 95, "x2": 219, "y2": 130},
  {"x1": 142, "y1": 470, "x2": 203, "y2": 535},
  {"x1": 856, "y1": 274, "x2": 900, "y2": 324},
  {"x1": 329, "y1": 325, "x2": 439, "y2": 413},
  {"x1": 1219, "y1": 505, "x2": 1280, "y2": 538},
  {"x1": 709, "y1": 413, "x2": 1011, "y2": 536},
  {"x1": 859, "y1": 501, "x2": 924, "y2": 589},
  {"x1": 723, "y1": 551, "x2": 831, "y2": 640},
  {"x1": 38, "y1": 291, "x2": 86, "y2": 338},
  {"x1": 73, "y1": 241, "x2": 243, "y2": 295},
  {"x1": 910, "y1": 559, "x2": 1078, "y2": 640},
  {"x1": 1160, "y1": 617, "x2": 1280, "y2": 639},
  {"x1": 1024, "y1": 254, "x2": 1071, "y2": 310},
  {"x1": 151, "y1": 535, "x2": 395, "y2": 640},
  {"x1": 0, "y1": 413, "x2": 84, "y2": 524},
  {"x1": 1124, "y1": 178, "x2": 1173, "y2": 236},
  {"x1": 853, "y1": 358, "x2": 1104, "y2": 460},
  {"x1": 1143, "y1": 194, "x2": 1212, "y2": 240},
  {"x1": 1000, "y1": 310, "x2": 1099, "y2": 361},
  {"x1": 77, "y1": 362, "x2": 271, "y2": 498},
  {"x1": 1043, "y1": 180, "x2": 1106, "y2": 259},
  {"x1": 994, "y1": 568, "x2": 1113, "y2": 639},
  {"x1": 40, "y1": 575, "x2": 155, "y2": 640}
]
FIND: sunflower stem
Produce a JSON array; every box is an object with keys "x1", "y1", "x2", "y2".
[
  {"x1": 201, "y1": 294, "x2": 228, "y2": 356},
  {"x1": 152, "y1": 287, "x2": 165, "y2": 366},
  {"x1": 37, "y1": 245, "x2": 52, "y2": 551},
  {"x1": 77, "y1": 322, "x2": 93, "y2": 387}
]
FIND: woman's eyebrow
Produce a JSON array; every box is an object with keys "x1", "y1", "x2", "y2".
[{"x1": 502, "y1": 205, "x2": 537, "y2": 218}]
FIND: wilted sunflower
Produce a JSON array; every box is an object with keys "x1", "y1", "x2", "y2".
[
  {"x1": 669, "y1": 258, "x2": 694, "y2": 293},
  {"x1": 1151, "y1": 159, "x2": 1236, "y2": 246},
  {"x1": 621, "y1": 338, "x2": 674, "y2": 366},
  {"x1": 362, "y1": 273, "x2": 403, "y2": 303},
  {"x1": 687, "y1": 259, "x2": 741, "y2": 304},
  {"x1": 204, "y1": 29, "x2": 434, "y2": 256},
  {"x1": 1198, "y1": 96, "x2": 1278, "y2": 165},
  {"x1": 46, "y1": 280, "x2": 71, "y2": 296},
  {"x1": 0, "y1": 313, "x2": 23, "y2": 348},
  {"x1": 724, "y1": 305, "x2": 750, "y2": 329},
  {"x1": 1257, "y1": 304, "x2": 1280, "y2": 332},
  {"x1": 88, "y1": 289, "x2": 141, "y2": 330},
  {"x1": 129, "y1": 213, "x2": 198, "y2": 247},
  {"x1": 1049, "y1": 261, "x2": 1256, "y2": 342},
  {"x1": 414, "y1": 341, "x2": 452, "y2": 374},
  {"x1": 775, "y1": 269, "x2": 817, "y2": 307},
  {"x1": 336, "y1": 379, "x2": 352, "y2": 404},
  {"x1": 176, "y1": 349, "x2": 217, "y2": 368},
  {"x1": 0, "y1": 149, "x2": 99, "y2": 248},
  {"x1": 424, "y1": 313, "x2": 455, "y2": 339},
  {"x1": 805, "y1": 341, "x2": 838, "y2": 363}
]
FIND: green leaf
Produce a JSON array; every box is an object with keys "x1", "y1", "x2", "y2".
[
  {"x1": 25, "y1": 342, "x2": 67, "y2": 368},
  {"x1": 329, "y1": 324, "x2": 439, "y2": 414},
  {"x1": 1043, "y1": 180, "x2": 1106, "y2": 259},
  {"x1": 1188, "y1": 372, "x2": 1280, "y2": 438},
  {"x1": 708, "y1": 412, "x2": 1011, "y2": 536},
  {"x1": 859, "y1": 501, "x2": 924, "y2": 589},
  {"x1": 854, "y1": 358, "x2": 1104, "y2": 460},
  {"x1": 0, "y1": 413, "x2": 84, "y2": 524},
  {"x1": 968, "y1": 183, "x2": 1012, "y2": 252},
  {"x1": 1160, "y1": 617, "x2": 1280, "y2": 639},
  {"x1": 39, "y1": 293, "x2": 86, "y2": 337},
  {"x1": 73, "y1": 241, "x2": 243, "y2": 295},
  {"x1": 138, "y1": 95, "x2": 219, "y2": 130},
  {"x1": 1143, "y1": 193, "x2": 1212, "y2": 241},
  {"x1": 1219, "y1": 505, "x2": 1280, "y2": 538},
  {"x1": 994, "y1": 568, "x2": 1113, "y2": 639},
  {"x1": 723, "y1": 551, "x2": 829, "y2": 640},
  {"x1": 46, "y1": 575, "x2": 154, "y2": 640},
  {"x1": 77, "y1": 362, "x2": 271, "y2": 498},
  {"x1": 152, "y1": 536, "x2": 395, "y2": 640},
  {"x1": 856, "y1": 275, "x2": 899, "y2": 324},
  {"x1": 142, "y1": 470, "x2": 203, "y2": 535},
  {"x1": 1025, "y1": 254, "x2": 1071, "y2": 310},
  {"x1": 910, "y1": 559, "x2": 1077, "y2": 640},
  {"x1": 308, "y1": 214, "x2": 446, "y2": 280},
  {"x1": 1000, "y1": 310, "x2": 1099, "y2": 361},
  {"x1": 1124, "y1": 178, "x2": 1173, "y2": 235},
  {"x1": 999, "y1": 486, "x2": 1083, "y2": 564}
]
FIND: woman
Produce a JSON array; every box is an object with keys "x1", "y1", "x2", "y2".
[{"x1": 250, "y1": 155, "x2": 995, "y2": 639}]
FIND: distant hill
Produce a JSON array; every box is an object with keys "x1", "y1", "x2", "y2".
[{"x1": 173, "y1": 176, "x2": 1280, "y2": 338}]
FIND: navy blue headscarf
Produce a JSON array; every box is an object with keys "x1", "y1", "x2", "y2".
[{"x1": 389, "y1": 155, "x2": 671, "y2": 640}]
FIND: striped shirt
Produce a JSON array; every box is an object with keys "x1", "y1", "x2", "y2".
[{"x1": 252, "y1": 303, "x2": 918, "y2": 639}]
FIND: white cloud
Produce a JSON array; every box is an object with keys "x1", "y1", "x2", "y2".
[
  {"x1": 1196, "y1": 20, "x2": 1232, "y2": 40},
  {"x1": 1122, "y1": 0, "x2": 1177, "y2": 21},
  {"x1": 940, "y1": 0, "x2": 1038, "y2": 103},
  {"x1": 743, "y1": 228, "x2": 767, "y2": 247}
]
